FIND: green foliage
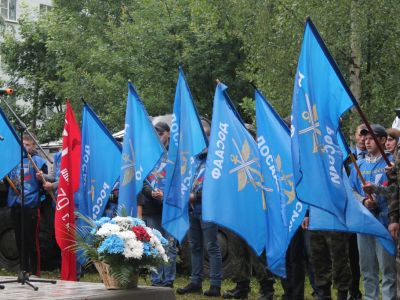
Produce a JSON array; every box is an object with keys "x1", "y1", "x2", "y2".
[
  {"x1": 0, "y1": 13, "x2": 63, "y2": 138},
  {"x1": 0, "y1": 0, "x2": 399, "y2": 142}
]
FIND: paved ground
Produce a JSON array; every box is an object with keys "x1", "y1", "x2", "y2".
[{"x1": 0, "y1": 276, "x2": 176, "y2": 299}]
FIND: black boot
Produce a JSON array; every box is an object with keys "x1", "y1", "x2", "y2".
[
  {"x1": 258, "y1": 278, "x2": 275, "y2": 300},
  {"x1": 204, "y1": 285, "x2": 221, "y2": 297},
  {"x1": 223, "y1": 281, "x2": 250, "y2": 299},
  {"x1": 348, "y1": 290, "x2": 362, "y2": 300},
  {"x1": 315, "y1": 285, "x2": 332, "y2": 300},
  {"x1": 337, "y1": 290, "x2": 347, "y2": 300},
  {"x1": 176, "y1": 282, "x2": 202, "y2": 295}
]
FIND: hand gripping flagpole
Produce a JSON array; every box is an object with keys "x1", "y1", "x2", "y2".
[
  {"x1": 26, "y1": 153, "x2": 57, "y2": 205},
  {"x1": 348, "y1": 152, "x2": 374, "y2": 202},
  {"x1": 0, "y1": 89, "x2": 56, "y2": 290}
]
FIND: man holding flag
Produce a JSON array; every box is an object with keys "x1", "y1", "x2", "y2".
[
  {"x1": 139, "y1": 122, "x2": 177, "y2": 288},
  {"x1": 55, "y1": 101, "x2": 81, "y2": 281},
  {"x1": 350, "y1": 125, "x2": 397, "y2": 300},
  {"x1": 7, "y1": 133, "x2": 47, "y2": 277},
  {"x1": 255, "y1": 89, "x2": 307, "y2": 299},
  {"x1": 118, "y1": 82, "x2": 164, "y2": 217},
  {"x1": 162, "y1": 67, "x2": 208, "y2": 242},
  {"x1": 76, "y1": 103, "x2": 121, "y2": 223},
  {"x1": 177, "y1": 118, "x2": 222, "y2": 297},
  {"x1": 292, "y1": 17, "x2": 396, "y2": 300}
]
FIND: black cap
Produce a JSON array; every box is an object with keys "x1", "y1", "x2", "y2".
[
  {"x1": 154, "y1": 122, "x2": 170, "y2": 133},
  {"x1": 360, "y1": 124, "x2": 387, "y2": 138}
]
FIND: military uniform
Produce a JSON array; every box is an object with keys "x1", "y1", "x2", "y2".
[
  {"x1": 223, "y1": 233, "x2": 275, "y2": 300},
  {"x1": 309, "y1": 230, "x2": 351, "y2": 300}
]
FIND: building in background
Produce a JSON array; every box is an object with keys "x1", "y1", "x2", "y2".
[{"x1": 0, "y1": 0, "x2": 53, "y2": 79}]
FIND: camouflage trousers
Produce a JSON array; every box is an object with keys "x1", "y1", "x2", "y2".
[
  {"x1": 309, "y1": 231, "x2": 351, "y2": 292},
  {"x1": 227, "y1": 232, "x2": 274, "y2": 287}
]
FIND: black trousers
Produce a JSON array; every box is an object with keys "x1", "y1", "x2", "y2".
[
  {"x1": 11, "y1": 206, "x2": 39, "y2": 275},
  {"x1": 281, "y1": 228, "x2": 306, "y2": 300}
]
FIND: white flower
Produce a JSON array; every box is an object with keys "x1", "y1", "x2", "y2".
[
  {"x1": 123, "y1": 239, "x2": 144, "y2": 259},
  {"x1": 96, "y1": 223, "x2": 120, "y2": 237},
  {"x1": 116, "y1": 230, "x2": 136, "y2": 241},
  {"x1": 113, "y1": 216, "x2": 132, "y2": 223},
  {"x1": 113, "y1": 216, "x2": 134, "y2": 230}
]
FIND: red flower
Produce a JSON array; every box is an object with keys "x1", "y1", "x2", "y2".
[{"x1": 132, "y1": 226, "x2": 151, "y2": 242}]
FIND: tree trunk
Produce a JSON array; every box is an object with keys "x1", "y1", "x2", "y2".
[
  {"x1": 31, "y1": 82, "x2": 40, "y2": 132},
  {"x1": 349, "y1": 0, "x2": 362, "y2": 137}
]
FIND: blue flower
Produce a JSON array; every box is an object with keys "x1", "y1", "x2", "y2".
[
  {"x1": 151, "y1": 247, "x2": 159, "y2": 256},
  {"x1": 95, "y1": 217, "x2": 111, "y2": 227},
  {"x1": 143, "y1": 242, "x2": 152, "y2": 256},
  {"x1": 97, "y1": 235, "x2": 124, "y2": 254},
  {"x1": 152, "y1": 229, "x2": 168, "y2": 246},
  {"x1": 131, "y1": 217, "x2": 145, "y2": 226}
]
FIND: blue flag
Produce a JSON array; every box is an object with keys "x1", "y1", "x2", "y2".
[
  {"x1": 162, "y1": 67, "x2": 207, "y2": 242},
  {"x1": 291, "y1": 18, "x2": 354, "y2": 223},
  {"x1": 255, "y1": 89, "x2": 307, "y2": 277},
  {"x1": 76, "y1": 104, "x2": 122, "y2": 221},
  {"x1": 308, "y1": 131, "x2": 396, "y2": 255},
  {"x1": 309, "y1": 170, "x2": 396, "y2": 256},
  {"x1": 202, "y1": 83, "x2": 266, "y2": 255},
  {"x1": 0, "y1": 107, "x2": 22, "y2": 180},
  {"x1": 118, "y1": 82, "x2": 165, "y2": 216}
]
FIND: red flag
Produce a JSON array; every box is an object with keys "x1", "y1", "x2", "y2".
[{"x1": 55, "y1": 101, "x2": 81, "y2": 281}]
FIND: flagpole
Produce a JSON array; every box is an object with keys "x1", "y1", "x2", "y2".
[
  {"x1": 5, "y1": 176, "x2": 20, "y2": 196},
  {"x1": 348, "y1": 152, "x2": 374, "y2": 201},
  {"x1": 306, "y1": 17, "x2": 390, "y2": 167}
]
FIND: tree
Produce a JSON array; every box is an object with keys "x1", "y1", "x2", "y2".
[{"x1": 0, "y1": 14, "x2": 64, "y2": 141}]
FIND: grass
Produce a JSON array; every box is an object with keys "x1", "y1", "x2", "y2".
[{"x1": 0, "y1": 268, "x2": 317, "y2": 300}]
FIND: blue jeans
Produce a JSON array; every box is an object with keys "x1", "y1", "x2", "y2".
[
  {"x1": 357, "y1": 234, "x2": 397, "y2": 300},
  {"x1": 143, "y1": 215, "x2": 177, "y2": 285},
  {"x1": 189, "y1": 207, "x2": 222, "y2": 287}
]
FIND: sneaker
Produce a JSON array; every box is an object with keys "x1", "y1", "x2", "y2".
[
  {"x1": 223, "y1": 284, "x2": 250, "y2": 299},
  {"x1": 151, "y1": 282, "x2": 163, "y2": 287},
  {"x1": 162, "y1": 282, "x2": 174, "y2": 288},
  {"x1": 204, "y1": 285, "x2": 221, "y2": 297},
  {"x1": 176, "y1": 282, "x2": 202, "y2": 295}
]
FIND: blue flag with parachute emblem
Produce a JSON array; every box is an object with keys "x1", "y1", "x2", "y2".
[
  {"x1": 255, "y1": 89, "x2": 307, "y2": 277},
  {"x1": 0, "y1": 106, "x2": 22, "y2": 180},
  {"x1": 291, "y1": 18, "x2": 354, "y2": 224},
  {"x1": 76, "y1": 104, "x2": 122, "y2": 221},
  {"x1": 202, "y1": 82, "x2": 266, "y2": 255},
  {"x1": 118, "y1": 82, "x2": 165, "y2": 216},
  {"x1": 162, "y1": 67, "x2": 207, "y2": 242}
]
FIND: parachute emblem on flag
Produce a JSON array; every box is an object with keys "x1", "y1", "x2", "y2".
[
  {"x1": 276, "y1": 154, "x2": 295, "y2": 204},
  {"x1": 298, "y1": 94, "x2": 323, "y2": 153},
  {"x1": 229, "y1": 138, "x2": 272, "y2": 209},
  {"x1": 121, "y1": 135, "x2": 135, "y2": 187},
  {"x1": 180, "y1": 151, "x2": 189, "y2": 175},
  {"x1": 90, "y1": 179, "x2": 95, "y2": 203}
]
